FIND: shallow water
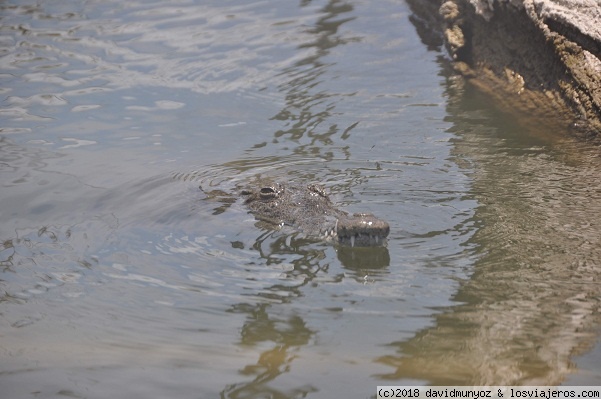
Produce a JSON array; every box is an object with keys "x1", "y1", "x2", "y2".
[{"x1": 1, "y1": 0, "x2": 600, "y2": 397}]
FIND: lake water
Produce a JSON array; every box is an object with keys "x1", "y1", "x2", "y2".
[{"x1": 1, "y1": 0, "x2": 600, "y2": 397}]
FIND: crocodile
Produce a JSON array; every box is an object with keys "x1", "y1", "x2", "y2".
[{"x1": 240, "y1": 181, "x2": 389, "y2": 247}]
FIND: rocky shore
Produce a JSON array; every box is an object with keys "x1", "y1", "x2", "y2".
[{"x1": 407, "y1": 0, "x2": 601, "y2": 140}]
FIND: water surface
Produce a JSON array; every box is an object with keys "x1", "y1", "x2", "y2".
[{"x1": 1, "y1": 0, "x2": 600, "y2": 397}]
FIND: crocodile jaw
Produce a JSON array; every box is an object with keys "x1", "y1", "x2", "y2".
[{"x1": 335, "y1": 213, "x2": 390, "y2": 247}]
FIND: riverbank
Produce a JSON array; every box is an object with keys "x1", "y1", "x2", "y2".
[{"x1": 407, "y1": 0, "x2": 601, "y2": 141}]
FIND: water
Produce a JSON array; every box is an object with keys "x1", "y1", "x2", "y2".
[{"x1": 1, "y1": 0, "x2": 600, "y2": 397}]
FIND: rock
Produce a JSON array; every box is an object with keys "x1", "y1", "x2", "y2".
[{"x1": 407, "y1": 0, "x2": 601, "y2": 140}]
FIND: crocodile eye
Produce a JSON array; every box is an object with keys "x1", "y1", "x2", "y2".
[{"x1": 259, "y1": 187, "x2": 278, "y2": 199}]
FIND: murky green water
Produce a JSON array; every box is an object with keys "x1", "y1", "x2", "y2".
[{"x1": 1, "y1": 0, "x2": 600, "y2": 397}]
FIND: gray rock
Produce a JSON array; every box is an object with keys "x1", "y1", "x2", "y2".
[{"x1": 408, "y1": 0, "x2": 601, "y2": 139}]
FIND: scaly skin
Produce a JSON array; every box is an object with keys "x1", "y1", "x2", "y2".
[{"x1": 241, "y1": 182, "x2": 389, "y2": 247}]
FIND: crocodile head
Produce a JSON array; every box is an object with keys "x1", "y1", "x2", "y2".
[{"x1": 241, "y1": 182, "x2": 389, "y2": 247}]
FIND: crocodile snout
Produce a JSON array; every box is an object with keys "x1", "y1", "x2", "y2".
[{"x1": 336, "y1": 213, "x2": 390, "y2": 247}]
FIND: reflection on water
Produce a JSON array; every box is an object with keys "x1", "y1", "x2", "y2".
[
  {"x1": 223, "y1": 294, "x2": 318, "y2": 398},
  {"x1": 1, "y1": 0, "x2": 600, "y2": 397},
  {"x1": 377, "y1": 79, "x2": 601, "y2": 385},
  {"x1": 271, "y1": 0, "x2": 357, "y2": 150}
]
